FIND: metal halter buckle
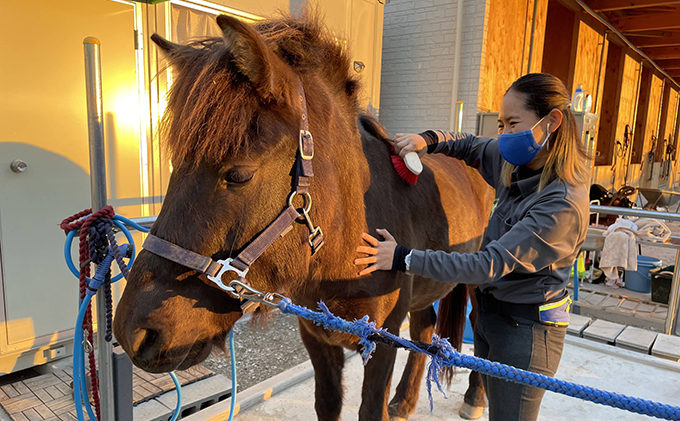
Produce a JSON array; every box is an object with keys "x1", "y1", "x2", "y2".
[
  {"x1": 299, "y1": 130, "x2": 314, "y2": 160},
  {"x1": 207, "y1": 258, "x2": 249, "y2": 294}
]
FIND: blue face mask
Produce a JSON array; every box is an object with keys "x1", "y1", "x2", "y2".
[{"x1": 498, "y1": 117, "x2": 551, "y2": 166}]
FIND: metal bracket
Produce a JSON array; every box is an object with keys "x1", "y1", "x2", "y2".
[{"x1": 207, "y1": 258, "x2": 249, "y2": 294}]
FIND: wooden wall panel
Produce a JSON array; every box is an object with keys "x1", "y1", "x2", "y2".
[
  {"x1": 663, "y1": 88, "x2": 679, "y2": 143},
  {"x1": 481, "y1": 0, "x2": 528, "y2": 112},
  {"x1": 619, "y1": 55, "x2": 641, "y2": 142},
  {"x1": 481, "y1": 0, "x2": 549, "y2": 112},
  {"x1": 596, "y1": 43, "x2": 624, "y2": 166},
  {"x1": 656, "y1": 85, "x2": 673, "y2": 161},
  {"x1": 528, "y1": 0, "x2": 550, "y2": 73},
  {"x1": 632, "y1": 66, "x2": 652, "y2": 165},
  {"x1": 643, "y1": 75, "x2": 665, "y2": 157},
  {"x1": 572, "y1": 20, "x2": 605, "y2": 106},
  {"x1": 542, "y1": 0, "x2": 576, "y2": 88},
  {"x1": 613, "y1": 54, "x2": 641, "y2": 187},
  {"x1": 637, "y1": 74, "x2": 664, "y2": 186}
]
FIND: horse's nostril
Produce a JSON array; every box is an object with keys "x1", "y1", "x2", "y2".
[{"x1": 132, "y1": 328, "x2": 160, "y2": 358}]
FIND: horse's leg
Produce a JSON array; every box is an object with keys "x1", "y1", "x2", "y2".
[
  {"x1": 299, "y1": 319, "x2": 345, "y2": 421},
  {"x1": 387, "y1": 306, "x2": 436, "y2": 421},
  {"x1": 359, "y1": 318, "x2": 401, "y2": 421},
  {"x1": 460, "y1": 284, "x2": 486, "y2": 420}
]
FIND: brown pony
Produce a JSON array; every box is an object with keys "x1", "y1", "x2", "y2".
[{"x1": 113, "y1": 12, "x2": 492, "y2": 421}]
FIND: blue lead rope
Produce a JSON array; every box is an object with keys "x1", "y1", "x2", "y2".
[
  {"x1": 65, "y1": 214, "x2": 239, "y2": 421},
  {"x1": 277, "y1": 298, "x2": 680, "y2": 420}
]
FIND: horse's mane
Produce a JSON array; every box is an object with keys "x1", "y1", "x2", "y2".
[{"x1": 161, "y1": 11, "x2": 361, "y2": 165}]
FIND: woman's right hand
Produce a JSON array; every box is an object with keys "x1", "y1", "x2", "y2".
[{"x1": 393, "y1": 133, "x2": 427, "y2": 158}]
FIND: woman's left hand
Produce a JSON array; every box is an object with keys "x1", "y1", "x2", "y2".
[{"x1": 354, "y1": 229, "x2": 398, "y2": 276}]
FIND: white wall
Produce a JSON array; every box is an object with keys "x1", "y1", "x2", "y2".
[{"x1": 378, "y1": 0, "x2": 487, "y2": 136}]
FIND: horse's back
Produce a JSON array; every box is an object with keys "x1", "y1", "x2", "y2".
[{"x1": 422, "y1": 153, "x2": 493, "y2": 252}]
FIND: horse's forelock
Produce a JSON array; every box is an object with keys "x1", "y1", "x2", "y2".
[
  {"x1": 161, "y1": 40, "x2": 262, "y2": 165},
  {"x1": 160, "y1": 11, "x2": 360, "y2": 165}
]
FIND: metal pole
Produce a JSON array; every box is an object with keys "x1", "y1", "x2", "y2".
[
  {"x1": 590, "y1": 204, "x2": 680, "y2": 333},
  {"x1": 84, "y1": 36, "x2": 116, "y2": 421},
  {"x1": 526, "y1": 0, "x2": 539, "y2": 74},
  {"x1": 448, "y1": 0, "x2": 464, "y2": 132}
]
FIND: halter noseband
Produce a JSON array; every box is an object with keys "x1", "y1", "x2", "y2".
[{"x1": 141, "y1": 78, "x2": 324, "y2": 313}]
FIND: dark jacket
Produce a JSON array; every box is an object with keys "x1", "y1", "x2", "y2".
[{"x1": 409, "y1": 130, "x2": 589, "y2": 304}]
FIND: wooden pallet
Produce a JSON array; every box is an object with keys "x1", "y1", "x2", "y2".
[
  {"x1": 0, "y1": 364, "x2": 213, "y2": 421},
  {"x1": 571, "y1": 286, "x2": 668, "y2": 330}
]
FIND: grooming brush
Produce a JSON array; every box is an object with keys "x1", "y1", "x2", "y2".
[{"x1": 391, "y1": 150, "x2": 423, "y2": 185}]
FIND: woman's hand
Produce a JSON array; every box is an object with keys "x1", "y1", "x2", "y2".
[
  {"x1": 354, "y1": 229, "x2": 398, "y2": 276},
  {"x1": 393, "y1": 133, "x2": 427, "y2": 159}
]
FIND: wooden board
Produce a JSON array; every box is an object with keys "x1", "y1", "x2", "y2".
[
  {"x1": 632, "y1": 66, "x2": 653, "y2": 165},
  {"x1": 542, "y1": 0, "x2": 577, "y2": 88},
  {"x1": 595, "y1": 42, "x2": 624, "y2": 166},
  {"x1": 638, "y1": 74, "x2": 665, "y2": 181},
  {"x1": 572, "y1": 20, "x2": 605, "y2": 108},
  {"x1": 662, "y1": 87, "x2": 679, "y2": 143},
  {"x1": 614, "y1": 55, "x2": 642, "y2": 188},
  {"x1": 0, "y1": 365, "x2": 213, "y2": 421},
  {"x1": 480, "y1": 0, "x2": 548, "y2": 112}
]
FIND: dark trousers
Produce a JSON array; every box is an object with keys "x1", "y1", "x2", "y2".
[{"x1": 474, "y1": 309, "x2": 567, "y2": 421}]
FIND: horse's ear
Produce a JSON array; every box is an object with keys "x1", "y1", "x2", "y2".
[
  {"x1": 151, "y1": 34, "x2": 181, "y2": 54},
  {"x1": 216, "y1": 14, "x2": 285, "y2": 102}
]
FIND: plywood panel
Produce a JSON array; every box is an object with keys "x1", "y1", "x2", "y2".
[
  {"x1": 637, "y1": 74, "x2": 664, "y2": 186},
  {"x1": 655, "y1": 85, "x2": 675, "y2": 161},
  {"x1": 528, "y1": 0, "x2": 549, "y2": 73},
  {"x1": 596, "y1": 43, "x2": 624, "y2": 166},
  {"x1": 664, "y1": 88, "x2": 679, "y2": 142},
  {"x1": 542, "y1": 0, "x2": 576, "y2": 89},
  {"x1": 632, "y1": 66, "x2": 653, "y2": 165},
  {"x1": 481, "y1": 0, "x2": 531, "y2": 112},
  {"x1": 613, "y1": 55, "x2": 641, "y2": 188},
  {"x1": 644, "y1": 75, "x2": 665, "y2": 156},
  {"x1": 572, "y1": 20, "x2": 605, "y2": 106}
]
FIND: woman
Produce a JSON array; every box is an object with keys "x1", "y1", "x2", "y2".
[{"x1": 355, "y1": 73, "x2": 590, "y2": 421}]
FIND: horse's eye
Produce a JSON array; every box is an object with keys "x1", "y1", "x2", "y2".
[{"x1": 224, "y1": 169, "x2": 254, "y2": 185}]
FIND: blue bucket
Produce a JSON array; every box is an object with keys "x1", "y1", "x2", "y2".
[{"x1": 625, "y1": 255, "x2": 663, "y2": 293}]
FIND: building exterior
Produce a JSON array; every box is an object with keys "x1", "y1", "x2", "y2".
[
  {"x1": 0, "y1": 0, "x2": 385, "y2": 374},
  {"x1": 380, "y1": 0, "x2": 680, "y2": 195}
]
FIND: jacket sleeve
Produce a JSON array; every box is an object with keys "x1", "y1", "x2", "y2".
[
  {"x1": 408, "y1": 193, "x2": 585, "y2": 284},
  {"x1": 420, "y1": 130, "x2": 500, "y2": 189}
]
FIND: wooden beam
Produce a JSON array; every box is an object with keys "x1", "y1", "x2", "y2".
[
  {"x1": 656, "y1": 59, "x2": 680, "y2": 69},
  {"x1": 644, "y1": 46, "x2": 680, "y2": 59},
  {"x1": 666, "y1": 70, "x2": 680, "y2": 77},
  {"x1": 586, "y1": 0, "x2": 680, "y2": 11},
  {"x1": 628, "y1": 34, "x2": 680, "y2": 47},
  {"x1": 657, "y1": 84, "x2": 672, "y2": 160},
  {"x1": 632, "y1": 66, "x2": 654, "y2": 164},
  {"x1": 625, "y1": 30, "x2": 680, "y2": 37},
  {"x1": 596, "y1": 43, "x2": 625, "y2": 166},
  {"x1": 610, "y1": 12, "x2": 680, "y2": 32}
]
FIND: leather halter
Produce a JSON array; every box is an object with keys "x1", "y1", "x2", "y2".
[{"x1": 142, "y1": 78, "x2": 324, "y2": 313}]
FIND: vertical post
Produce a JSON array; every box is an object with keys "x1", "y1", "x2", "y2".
[
  {"x1": 84, "y1": 37, "x2": 116, "y2": 421},
  {"x1": 572, "y1": 260, "x2": 580, "y2": 315},
  {"x1": 526, "y1": 0, "x2": 539, "y2": 74},
  {"x1": 453, "y1": 101, "x2": 464, "y2": 133},
  {"x1": 667, "y1": 249, "x2": 680, "y2": 334},
  {"x1": 448, "y1": 0, "x2": 464, "y2": 132}
]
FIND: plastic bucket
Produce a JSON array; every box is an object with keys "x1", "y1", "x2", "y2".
[{"x1": 625, "y1": 255, "x2": 663, "y2": 293}]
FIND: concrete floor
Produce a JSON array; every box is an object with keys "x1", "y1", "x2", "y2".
[{"x1": 235, "y1": 335, "x2": 680, "y2": 421}]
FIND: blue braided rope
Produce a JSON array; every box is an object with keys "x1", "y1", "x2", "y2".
[
  {"x1": 88, "y1": 218, "x2": 130, "y2": 343},
  {"x1": 277, "y1": 298, "x2": 680, "y2": 420}
]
